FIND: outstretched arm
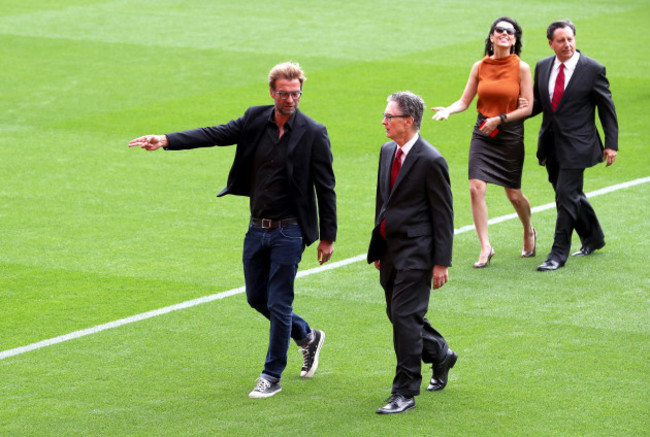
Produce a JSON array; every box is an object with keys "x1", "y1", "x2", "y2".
[
  {"x1": 128, "y1": 135, "x2": 168, "y2": 151},
  {"x1": 432, "y1": 61, "x2": 480, "y2": 120}
]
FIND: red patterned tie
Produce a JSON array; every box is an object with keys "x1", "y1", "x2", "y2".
[
  {"x1": 380, "y1": 148, "x2": 404, "y2": 238},
  {"x1": 390, "y1": 148, "x2": 403, "y2": 190},
  {"x1": 551, "y1": 63, "x2": 565, "y2": 112}
]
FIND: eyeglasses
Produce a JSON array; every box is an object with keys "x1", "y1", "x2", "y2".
[
  {"x1": 383, "y1": 113, "x2": 410, "y2": 122},
  {"x1": 274, "y1": 90, "x2": 303, "y2": 100},
  {"x1": 494, "y1": 26, "x2": 516, "y2": 36}
]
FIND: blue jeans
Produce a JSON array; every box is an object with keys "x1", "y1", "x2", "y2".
[{"x1": 243, "y1": 224, "x2": 312, "y2": 382}]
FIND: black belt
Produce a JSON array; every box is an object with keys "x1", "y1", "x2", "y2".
[{"x1": 250, "y1": 217, "x2": 299, "y2": 229}]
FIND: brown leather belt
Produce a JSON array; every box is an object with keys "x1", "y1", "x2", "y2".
[{"x1": 250, "y1": 217, "x2": 299, "y2": 229}]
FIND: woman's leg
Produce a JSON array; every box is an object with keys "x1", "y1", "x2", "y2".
[
  {"x1": 505, "y1": 187, "x2": 535, "y2": 254},
  {"x1": 469, "y1": 179, "x2": 492, "y2": 264}
]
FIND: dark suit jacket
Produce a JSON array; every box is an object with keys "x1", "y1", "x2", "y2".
[
  {"x1": 165, "y1": 105, "x2": 337, "y2": 246},
  {"x1": 532, "y1": 50, "x2": 618, "y2": 169},
  {"x1": 367, "y1": 136, "x2": 453, "y2": 270}
]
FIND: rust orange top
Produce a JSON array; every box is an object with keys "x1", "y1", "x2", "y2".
[{"x1": 476, "y1": 54, "x2": 520, "y2": 117}]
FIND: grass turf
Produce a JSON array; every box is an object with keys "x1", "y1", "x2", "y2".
[{"x1": 1, "y1": 0, "x2": 649, "y2": 435}]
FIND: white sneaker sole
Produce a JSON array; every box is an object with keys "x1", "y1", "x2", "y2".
[
  {"x1": 301, "y1": 330, "x2": 325, "y2": 378},
  {"x1": 249, "y1": 387, "x2": 282, "y2": 399}
]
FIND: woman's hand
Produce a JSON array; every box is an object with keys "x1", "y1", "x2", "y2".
[
  {"x1": 479, "y1": 117, "x2": 500, "y2": 135},
  {"x1": 431, "y1": 107, "x2": 450, "y2": 121}
]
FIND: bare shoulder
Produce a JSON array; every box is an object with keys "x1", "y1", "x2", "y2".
[
  {"x1": 467, "y1": 60, "x2": 482, "y2": 79},
  {"x1": 519, "y1": 60, "x2": 532, "y2": 80}
]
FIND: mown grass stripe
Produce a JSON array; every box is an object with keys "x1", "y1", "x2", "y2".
[{"x1": 2, "y1": 176, "x2": 647, "y2": 361}]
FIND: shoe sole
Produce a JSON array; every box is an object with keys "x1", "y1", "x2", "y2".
[
  {"x1": 572, "y1": 241, "x2": 606, "y2": 257},
  {"x1": 449, "y1": 351, "x2": 458, "y2": 370},
  {"x1": 376, "y1": 404, "x2": 416, "y2": 414},
  {"x1": 427, "y1": 351, "x2": 458, "y2": 391},
  {"x1": 301, "y1": 330, "x2": 325, "y2": 378},
  {"x1": 249, "y1": 387, "x2": 282, "y2": 399},
  {"x1": 536, "y1": 263, "x2": 564, "y2": 271}
]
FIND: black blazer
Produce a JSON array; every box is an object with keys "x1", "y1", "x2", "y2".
[
  {"x1": 532, "y1": 51, "x2": 618, "y2": 169},
  {"x1": 165, "y1": 105, "x2": 337, "y2": 246},
  {"x1": 367, "y1": 136, "x2": 454, "y2": 270}
]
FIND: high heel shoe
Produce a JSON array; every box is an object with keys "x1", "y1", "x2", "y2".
[
  {"x1": 521, "y1": 227, "x2": 537, "y2": 258},
  {"x1": 473, "y1": 247, "x2": 495, "y2": 269}
]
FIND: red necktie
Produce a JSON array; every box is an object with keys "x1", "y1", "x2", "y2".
[
  {"x1": 390, "y1": 148, "x2": 403, "y2": 190},
  {"x1": 551, "y1": 63, "x2": 565, "y2": 112},
  {"x1": 380, "y1": 148, "x2": 404, "y2": 238}
]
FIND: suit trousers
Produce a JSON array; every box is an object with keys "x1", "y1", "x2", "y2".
[
  {"x1": 380, "y1": 254, "x2": 449, "y2": 397},
  {"x1": 545, "y1": 154, "x2": 605, "y2": 263}
]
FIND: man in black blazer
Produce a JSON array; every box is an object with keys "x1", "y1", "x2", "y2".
[
  {"x1": 531, "y1": 20, "x2": 618, "y2": 271},
  {"x1": 129, "y1": 62, "x2": 336, "y2": 398},
  {"x1": 368, "y1": 91, "x2": 456, "y2": 414}
]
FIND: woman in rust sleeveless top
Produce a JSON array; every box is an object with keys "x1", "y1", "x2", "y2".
[{"x1": 432, "y1": 16, "x2": 536, "y2": 268}]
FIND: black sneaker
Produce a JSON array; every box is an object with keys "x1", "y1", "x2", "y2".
[
  {"x1": 300, "y1": 329, "x2": 325, "y2": 378},
  {"x1": 248, "y1": 377, "x2": 282, "y2": 399}
]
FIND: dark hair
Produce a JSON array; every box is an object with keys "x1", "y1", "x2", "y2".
[
  {"x1": 387, "y1": 91, "x2": 424, "y2": 130},
  {"x1": 484, "y1": 16, "x2": 522, "y2": 56},
  {"x1": 546, "y1": 20, "x2": 576, "y2": 41}
]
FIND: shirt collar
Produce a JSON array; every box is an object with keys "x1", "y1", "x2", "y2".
[
  {"x1": 554, "y1": 50, "x2": 580, "y2": 71},
  {"x1": 268, "y1": 108, "x2": 296, "y2": 129},
  {"x1": 397, "y1": 132, "x2": 419, "y2": 157}
]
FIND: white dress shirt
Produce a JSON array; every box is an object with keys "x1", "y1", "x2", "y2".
[
  {"x1": 548, "y1": 51, "x2": 581, "y2": 101},
  {"x1": 395, "y1": 133, "x2": 419, "y2": 165}
]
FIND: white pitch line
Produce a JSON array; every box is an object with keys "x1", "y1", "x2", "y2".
[{"x1": 1, "y1": 176, "x2": 648, "y2": 361}]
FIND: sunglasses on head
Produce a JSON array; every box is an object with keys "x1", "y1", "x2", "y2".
[{"x1": 494, "y1": 26, "x2": 516, "y2": 36}]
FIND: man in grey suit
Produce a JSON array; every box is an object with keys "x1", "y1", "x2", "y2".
[
  {"x1": 531, "y1": 20, "x2": 618, "y2": 271},
  {"x1": 368, "y1": 91, "x2": 456, "y2": 414}
]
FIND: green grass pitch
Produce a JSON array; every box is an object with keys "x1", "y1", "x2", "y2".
[{"x1": 1, "y1": 1, "x2": 648, "y2": 435}]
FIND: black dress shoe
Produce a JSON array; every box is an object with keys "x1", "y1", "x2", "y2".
[
  {"x1": 536, "y1": 259, "x2": 564, "y2": 271},
  {"x1": 572, "y1": 241, "x2": 605, "y2": 257},
  {"x1": 376, "y1": 394, "x2": 415, "y2": 414},
  {"x1": 427, "y1": 349, "x2": 458, "y2": 391}
]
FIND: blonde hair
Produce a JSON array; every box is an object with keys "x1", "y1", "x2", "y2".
[{"x1": 268, "y1": 62, "x2": 306, "y2": 89}]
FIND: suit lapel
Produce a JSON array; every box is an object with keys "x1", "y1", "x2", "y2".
[
  {"x1": 380, "y1": 143, "x2": 396, "y2": 205},
  {"x1": 389, "y1": 139, "x2": 421, "y2": 197},
  {"x1": 285, "y1": 110, "x2": 305, "y2": 181},
  {"x1": 557, "y1": 51, "x2": 585, "y2": 110},
  {"x1": 239, "y1": 106, "x2": 273, "y2": 167}
]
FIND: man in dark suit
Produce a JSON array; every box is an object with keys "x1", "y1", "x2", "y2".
[
  {"x1": 367, "y1": 91, "x2": 456, "y2": 414},
  {"x1": 128, "y1": 62, "x2": 336, "y2": 398},
  {"x1": 531, "y1": 20, "x2": 618, "y2": 271}
]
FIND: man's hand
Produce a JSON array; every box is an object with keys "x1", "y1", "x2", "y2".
[
  {"x1": 128, "y1": 135, "x2": 168, "y2": 151},
  {"x1": 603, "y1": 148, "x2": 617, "y2": 167},
  {"x1": 317, "y1": 240, "x2": 334, "y2": 265},
  {"x1": 432, "y1": 265, "x2": 449, "y2": 290}
]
